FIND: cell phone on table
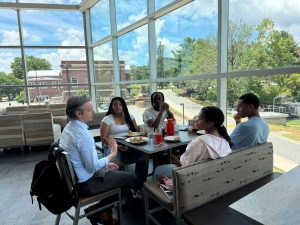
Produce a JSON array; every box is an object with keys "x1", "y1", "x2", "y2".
[{"x1": 160, "y1": 184, "x2": 173, "y2": 200}]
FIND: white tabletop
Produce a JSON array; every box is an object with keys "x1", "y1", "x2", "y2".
[{"x1": 229, "y1": 166, "x2": 300, "y2": 225}]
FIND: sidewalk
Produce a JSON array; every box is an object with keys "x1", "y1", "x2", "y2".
[{"x1": 274, "y1": 153, "x2": 299, "y2": 172}]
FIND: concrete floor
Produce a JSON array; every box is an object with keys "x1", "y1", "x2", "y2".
[{"x1": 0, "y1": 147, "x2": 149, "y2": 225}]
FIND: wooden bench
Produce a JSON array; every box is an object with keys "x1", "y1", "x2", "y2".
[
  {"x1": 0, "y1": 115, "x2": 25, "y2": 151},
  {"x1": 22, "y1": 112, "x2": 61, "y2": 149},
  {"x1": 143, "y1": 142, "x2": 273, "y2": 225}
]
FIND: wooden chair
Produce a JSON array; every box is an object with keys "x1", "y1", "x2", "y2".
[{"x1": 54, "y1": 149, "x2": 123, "y2": 225}]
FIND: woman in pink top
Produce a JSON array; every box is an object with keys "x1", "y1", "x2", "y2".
[{"x1": 154, "y1": 106, "x2": 232, "y2": 189}]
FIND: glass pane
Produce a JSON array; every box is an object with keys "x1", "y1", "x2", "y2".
[
  {"x1": 115, "y1": 0, "x2": 147, "y2": 30},
  {"x1": 95, "y1": 85, "x2": 114, "y2": 112},
  {"x1": 93, "y1": 42, "x2": 114, "y2": 83},
  {"x1": 27, "y1": 84, "x2": 89, "y2": 104},
  {"x1": 90, "y1": 0, "x2": 111, "y2": 43},
  {"x1": 229, "y1": 0, "x2": 300, "y2": 71},
  {"x1": 155, "y1": 0, "x2": 175, "y2": 10},
  {"x1": 0, "y1": 9, "x2": 19, "y2": 46},
  {"x1": 22, "y1": 49, "x2": 87, "y2": 101},
  {"x1": 0, "y1": 48, "x2": 22, "y2": 77},
  {"x1": 156, "y1": 0, "x2": 218, "y2": 78},
  {"x1": 227, "y1": 75, "x2": 300, "y2": 143},
  {"x1": 21, "y1": 10, "x2": 84, "y2": 46},
  {"x1": 157, "y1": 79, "x2": 217, "y2": 125},
  {"x1": 121, "y1": 83, "x2": 151, "y2": 125},
  {"x1": 19, "y1": 0, "x2": 80, "y2": 4},
  {"x1": 118, "y1": 25, "x2": 150, "y2": 81},
  {"x1": 0, "y1": 88, "x2": 26, "y2": 114}
]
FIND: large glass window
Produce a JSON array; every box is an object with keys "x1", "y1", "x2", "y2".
[
  {"x1": 115, "y1": 0, "x2": 147, "y2": 30},
  {"x1": 121, "y1": 83, "x2": 151, "y2": 125},
  {"x1": 0, "y1": 9, "x2": 19, "y2": 46},
  {"x1": 156, "y1": 0, "x2": 218, "y2": 78},
  {"x1": 229, "y1": 0, "x2": 300, "y2": 71},
  {"x1": 118, "y1": 25, "x2": 150, "y2": 81},
  {"x1": 19, "y1": 0, "x2": 80, "y2": 4},
  {"x1": 21, "y1": 10, "x2": 84, "y2": 46},
  {"x1": 90, "y1": 0, "x2": 111, "y2": 43},
  {"x1": 155, "y1": 0, "x2": 176, "y2": 10},
  {"x1": 23, "y1": 49, "x2": 87, "y2": 103},
  {"x1": 95, "y1": 85, "x2": 114, "y2": 112},
  {"x1": 93, "y1": 42, "x2": 113, "y2": 83},
  {"x1": 158, "y1": 79, "x2": 217, "y2": 125}
]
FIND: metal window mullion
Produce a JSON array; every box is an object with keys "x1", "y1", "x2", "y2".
[
  {"x1": 83, "y1": 10, "x2": 96, "y2": 109},
  {"x1": 148, "y1": 0, "x2": 157, "y2": 93},
  {"x1": 217, "y1": 0, "x2": 229, "y2": 124},
  {"x1": 110, "y1": 0, "x2": 120, "y2": 97},
  {"x1": 16, "y1": 6, "x2": 29, "y2": 105}
]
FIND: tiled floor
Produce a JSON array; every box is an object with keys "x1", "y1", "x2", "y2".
[{"x1": 0, "y1": 147, "x2": 151, "y2": 225}]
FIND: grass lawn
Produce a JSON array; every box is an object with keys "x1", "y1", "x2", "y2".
[
  {"x1": 273, "y1": 166, "x2": 285, "y2": 174},
  {"x1": 268, "y1": 120, "x2": 300, "y2": 142}
]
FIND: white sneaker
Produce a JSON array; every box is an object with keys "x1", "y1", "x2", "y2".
[{"x1": 131, "y1": 188, "x2": 143, "y2": 199}]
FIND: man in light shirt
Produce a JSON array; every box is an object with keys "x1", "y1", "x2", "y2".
[
  {"x1": 143, "y1": 92, "x2": 175, "y2": 131},
  {"x1": 230, "y1": 93, "x2": 269, "y2": 150},
  {"x1": 59, "y1": 96, "x2": 135, "y2": 196}
]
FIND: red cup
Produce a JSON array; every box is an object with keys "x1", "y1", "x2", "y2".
[{"x1": 155, "y1": 133, "x2": 163, "y2": 145}]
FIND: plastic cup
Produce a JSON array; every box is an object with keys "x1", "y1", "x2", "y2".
[{"x1": 155, "y1": 133, "x2": 163, "y2": 145}]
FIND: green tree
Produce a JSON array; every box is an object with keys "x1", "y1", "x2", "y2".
[
  {"x1": 227, "y1": 18, "x2": 299, "y2": 106},
  {"x1": 15, "y1": 90, "x2": 27, "y2": 103},
  {"x1": 76, "y1": 89, "x2": 89, "y2": 96},
  {"x1": 11, "y1": 56, "x2": 52, "y2": 79},
  {"x1": 129, "y1": 65, "x2": 149, "y2": 80},
  {"x1": 0, "y1": 72, "x2": 23, "y2": 100}
]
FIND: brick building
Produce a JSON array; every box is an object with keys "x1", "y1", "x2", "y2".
[{"x1": 28, "y1": 60, "x2": 128, "y2": 103}]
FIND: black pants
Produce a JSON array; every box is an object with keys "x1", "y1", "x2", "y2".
[
  {"x1": 119, "y1": 148, "x2": 149, "y2": 189},
  {"x1": 78, "y1": 169, "x2": 136, "y2": 196}
]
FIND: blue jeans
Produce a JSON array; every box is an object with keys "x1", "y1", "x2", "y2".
[{"x1": 152, "y1": 164, "x2": 177, "y2": 180}]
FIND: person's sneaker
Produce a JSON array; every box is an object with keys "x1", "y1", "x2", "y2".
[{"x1": 131, "y1": 188, "x2": 142, "y2": 199}]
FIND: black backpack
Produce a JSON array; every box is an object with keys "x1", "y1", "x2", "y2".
[{"x1": 30, "y1": 142, "x2": 79, "y2": 215}]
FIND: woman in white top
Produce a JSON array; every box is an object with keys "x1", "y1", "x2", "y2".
[
  {"x1": 154, "y1": 106, "x2": 232, "y2": 190},
  {"x1": 100, "y1": 97, "x2": 149, "y2": 196}
]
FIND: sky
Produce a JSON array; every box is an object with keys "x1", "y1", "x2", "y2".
[{"x1": 1, "y1": 0, "x2": 300, "y2": 74}]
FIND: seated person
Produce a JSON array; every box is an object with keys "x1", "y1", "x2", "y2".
[
  {"x1": 153, "y1": 106, "x2": 232, "y2": 190},
  {"x1": 143, "y1": 92, "x2": 175, "y2": 131},
  {"x1": 59, "y1": 96, "x2": 136, "y2": 224},
  {"x1": 230, "y1": 93, "x2": 269, "y2": 150},
  {"x1": 100, "y1": 97, "x2": 149, "y2": 198}
]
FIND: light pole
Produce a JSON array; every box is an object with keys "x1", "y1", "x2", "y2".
[
  {"x1": 34, "y1": 70, "x2": 41, "y2": 103},
  {"x1": 60, "y1": 63, "x2": 72, "y2": 97},
  {"x1": 272, "y1": 94, "x2": 286, "y2": 112},
  {"x1": 180, "y1": 103, "x2": 185, "y2": 125}
]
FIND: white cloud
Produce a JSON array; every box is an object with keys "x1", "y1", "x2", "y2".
[
  {"x1": 0, "y1": 30, "x2": 20, "y2": 45},
  {"x1": 56, "y1": 28, "x2": 85, "y2": 46},
  {"x1": 230, "y1": 0, "x2": 300, "y2": 44},
  {"x1": 170, "y1": 0, "x2": 217, "y2": 22},
  {"x1": 93, "y1": 44, "x2": 113, "y2": 60},
  {"x1": 0, "y1": 51, "x2": 19, "y2": 74}
]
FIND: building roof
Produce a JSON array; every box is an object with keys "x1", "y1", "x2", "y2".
[{"x1": 27, "y1": 70, "x2": 61, "y2": 78}]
